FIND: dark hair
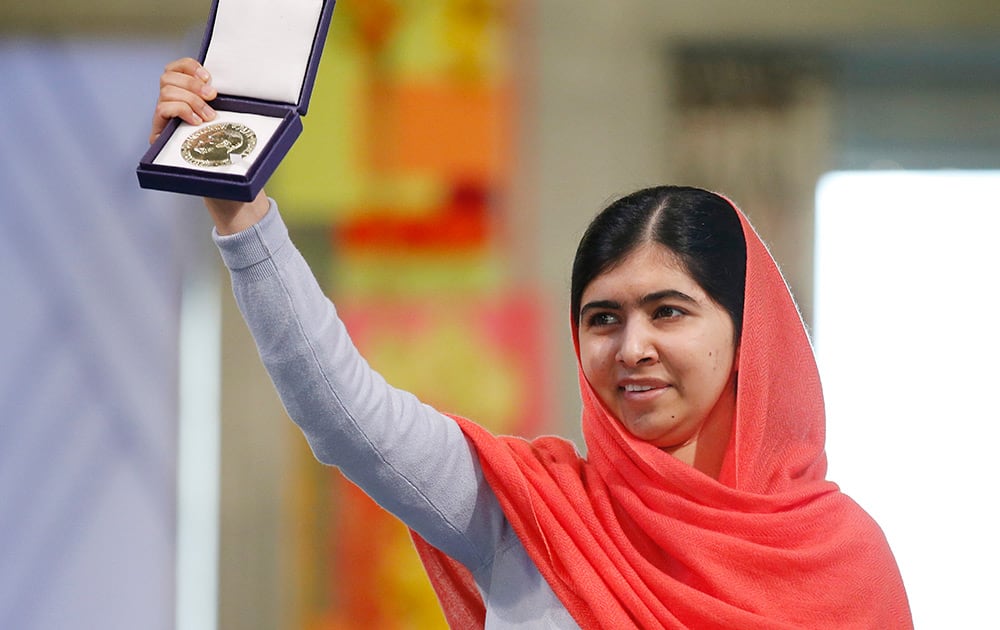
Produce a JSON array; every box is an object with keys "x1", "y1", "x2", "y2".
[{"x1": 571, "y1": 185, "x2": 747, "y2": 340}]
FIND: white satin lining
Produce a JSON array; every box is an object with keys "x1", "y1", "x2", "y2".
[{"x1": 202, "y1": 0, "x2": 324, "y2": 105}]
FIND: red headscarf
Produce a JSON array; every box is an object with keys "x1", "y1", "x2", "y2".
[{"x1": 413, "y1": 196, "x2": 912, "y2": 628}]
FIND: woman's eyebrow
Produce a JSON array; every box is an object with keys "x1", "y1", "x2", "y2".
[
  {"x1": 580, "y1": 299, "x2": 621, "y2": 315},
  {"x1": 580, "y1": 290, "x2": 698, "y2": 316},
  {"x1": 640, "y1": 289, "x2": 698, "y2": 306}
]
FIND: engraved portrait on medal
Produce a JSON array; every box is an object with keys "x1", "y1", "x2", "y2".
[{"x1": 180, "y1": 122, "x2": 258, "y2": 167}]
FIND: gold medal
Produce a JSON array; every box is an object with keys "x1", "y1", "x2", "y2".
[{"x1": 180, "y1": 122, "x2": 257, "y2": 167}]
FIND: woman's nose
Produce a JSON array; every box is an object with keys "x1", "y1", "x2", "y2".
[{"x1": 616, "y1": 320, "x2": 657, "y2": 367}]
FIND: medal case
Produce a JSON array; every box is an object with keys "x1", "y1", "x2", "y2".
[{"x1": 137, "y1": 0, "x2": 336, "y2": 201}]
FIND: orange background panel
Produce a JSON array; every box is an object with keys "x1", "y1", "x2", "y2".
[
  {"x1": 338, "y1": 292, "x2": 552, "y2": 436},
  {"x1": 370, "y1": 82, "x2": 514, "y2": 183},
  {"x1": 336, "y1": 180, "x2": 492, "y2": 252}
]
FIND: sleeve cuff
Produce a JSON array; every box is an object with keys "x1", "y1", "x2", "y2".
[{"x1": 212, "y1": 198, "x2": 289, "y2": 273}]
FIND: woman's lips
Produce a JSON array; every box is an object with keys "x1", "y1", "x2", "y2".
[{"x1": 618, "y1": 380, "x2": 671, "y2": 401}]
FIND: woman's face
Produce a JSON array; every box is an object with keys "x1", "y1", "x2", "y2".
[{"x1": 578, "y1": 242, "x2": 738, "y2": 455}]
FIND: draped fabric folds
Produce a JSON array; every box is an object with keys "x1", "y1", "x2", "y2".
[{"x1": 413, "y1": 197, "x2": 912, "y2": 628}]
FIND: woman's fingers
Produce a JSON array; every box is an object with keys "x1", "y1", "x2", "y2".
[
  {"x1": 160, "y1": 83, "x2": 216, "y2": 121},
  {"x1": 150, "y1": 96, "x2": 215, "y2": 143},
  {"x1": 149, "y1": 102, "x2": 204, "y2": 144},
  {"x1": 160, "y1": 72, "x2": 217, "y2": 100},
  {"x1": 164, "y1": 57, "x2": 209, "y2": 79},
  {"x1": 149, "y1": 58, "x2": 219, "y2": 144}
]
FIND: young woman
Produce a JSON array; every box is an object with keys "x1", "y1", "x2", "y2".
[{"x1": 153, "y1": 58, "x2": 912, "y2": 629}]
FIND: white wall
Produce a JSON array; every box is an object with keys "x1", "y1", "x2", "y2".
[{"x1": 815, "y1": 171, "x2": 1000, "y2": 627}]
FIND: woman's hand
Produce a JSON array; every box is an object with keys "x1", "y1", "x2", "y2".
[
  {"x1": 150, "y1": 57, "x2": 269, "y2": 234},
  {"x1": 149, "y1": 57, "x2": 218, "y2": 145}
]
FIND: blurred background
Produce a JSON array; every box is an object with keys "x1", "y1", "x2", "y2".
[{"x1": 2, "y1": 1, "x2": 999, "y2": 628}]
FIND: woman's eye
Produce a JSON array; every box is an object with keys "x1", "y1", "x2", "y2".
[
  {"x1": 587, "y1": 312, "x2": 618, "y2": 327},
  {"x1": 654, "y1": 306, "x2": 684, "y2": 319}
]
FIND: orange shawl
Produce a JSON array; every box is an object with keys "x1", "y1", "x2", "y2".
[{"x1": 413, "y1": 199, "x2": 912, "y2": 628}]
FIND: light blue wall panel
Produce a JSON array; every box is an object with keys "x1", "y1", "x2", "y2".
[{"x1": 0, "y1": 39, "x2": 204, "y2": 630}]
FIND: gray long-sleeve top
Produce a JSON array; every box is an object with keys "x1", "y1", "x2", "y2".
[{"x1": 214, "y1": 200, "x2": 579, "y2": 629}]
